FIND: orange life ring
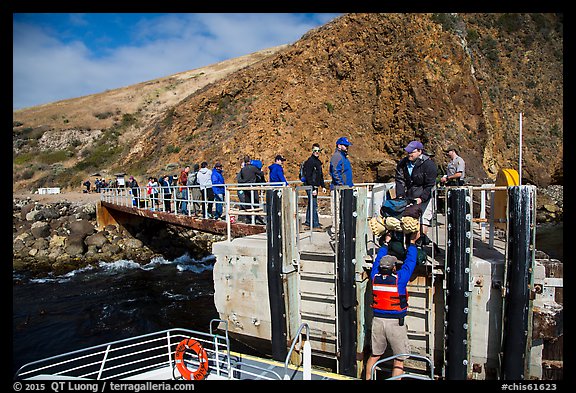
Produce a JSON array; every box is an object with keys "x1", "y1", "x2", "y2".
[{"x1": 174, "y1": 338, "x2": 209, "y2": 380}]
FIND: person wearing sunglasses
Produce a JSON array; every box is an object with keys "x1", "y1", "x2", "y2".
[{"x1": 302, "y1": 143, "x2": 327, "y2": 230}]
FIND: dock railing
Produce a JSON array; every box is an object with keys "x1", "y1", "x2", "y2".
[
  {"x1": 100, "y1": 182, "x2": 510, "y2": 248},
  {"x1": 100, "y1": 182, "x2": 285, "y2": 241},
  {"x1": 436, "y1": 184, "x2": 510, "y2": 249}
]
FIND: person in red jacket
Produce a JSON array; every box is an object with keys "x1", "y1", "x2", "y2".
[{"x1": 365, "y1": 230, "x2": 420, "y2": 380}]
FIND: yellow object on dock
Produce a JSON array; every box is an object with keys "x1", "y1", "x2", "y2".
[{"x1": 494, "y1": 169, "x2": 519, "y2": 229}]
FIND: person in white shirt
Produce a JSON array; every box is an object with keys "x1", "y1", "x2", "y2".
[{"x1": 196, "y1": 161, "x2": 214, "y2": 218}]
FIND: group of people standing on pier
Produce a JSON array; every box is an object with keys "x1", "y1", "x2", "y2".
[{"x1": 120, "y1": 137, "x2": 465, "y2": 230}]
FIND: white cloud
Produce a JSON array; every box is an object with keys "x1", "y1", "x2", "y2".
[{"x1": 13, "y1": 13, "x2": 341, "y2": 110}]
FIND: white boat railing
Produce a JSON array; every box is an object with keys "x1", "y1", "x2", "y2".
[
  {"x1": 14, "y1": 324, "x2": 232, "y2": 380},
  {"x1": 14, "y1": 317, "x2": 331, "y2": 381},
  {"x1": 14, "y1": 318, "x2": 293, "y2": 381}
]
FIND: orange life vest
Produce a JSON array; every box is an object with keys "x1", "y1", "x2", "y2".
[{"x1": 371, "y1": 274, "x2": 408, "y2": 313}]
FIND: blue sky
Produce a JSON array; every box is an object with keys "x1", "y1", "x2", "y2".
[{"x1": 13, "y1": 13, "x2": 341, "y2": 110}]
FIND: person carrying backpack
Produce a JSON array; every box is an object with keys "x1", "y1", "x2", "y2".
[
  {"x1": 187, "y1": 163, "x2": 202, "y2": 217},
  {"x1": 395, "y1": 140, "x2": 437, "y2": 245},
  {"x1": 365, "y1": 230, "x2": 420, "y2": 380},
  {"x1": 238, "y1": 155, "x2": 266, "y2": 224},
  {"x1": 197, "y1": 161, "x2": 214, "y2": 218},
  {"x1": 302, "y1": 143, "x2": 326, "y2": 230}
]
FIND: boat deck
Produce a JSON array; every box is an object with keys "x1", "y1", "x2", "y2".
[{"x1": 15, "y1": 320, "x2": 355, "y2": 381}]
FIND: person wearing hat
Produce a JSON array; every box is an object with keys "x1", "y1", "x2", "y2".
[
  {"x1": 365, "y1": 230, "x2": 420, "y2": 380},
  {"x1": 441, "y1": 146, "x2": 465, "y2": 186},
  {"x1": 268, "y1": 154, "x2": 288, "y2": 185},
  {"x1": 394, "y1": 140, "x2": 437, "y2": 240},
  {"x1": 329, "y1": 136, "x2": 354, "y2": 189},
  {"x1": 328, "y1": 136, "x2": 354, "y2": 237}
]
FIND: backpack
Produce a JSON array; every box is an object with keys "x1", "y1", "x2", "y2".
[
  {"x1": 388, "y1": 239, "x2": 428, "y2": 265},
  {"x1": 187, "y1": 172, "x2": 198, "y2": 186},
  {"x1": 299, "y1": 161, "x2": 306, "y2": 183},
  {"x1": 250, "y1": 159, "x2": 263, "y2": 170},
  {"x1": 381, "y1": 198, "x2": 409, "y2": 218}
]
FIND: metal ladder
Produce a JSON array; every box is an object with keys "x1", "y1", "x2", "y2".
[
  {"x1": 364, "y1": 190, "x2": 440, "y2": 379},
  {"x1": 297, "y1": 246, "x2": 339, "y2": 361}
]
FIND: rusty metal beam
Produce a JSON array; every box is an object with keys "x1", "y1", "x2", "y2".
[{"x1": 99, "y1": 201, "x2": 266, "y2": 237}]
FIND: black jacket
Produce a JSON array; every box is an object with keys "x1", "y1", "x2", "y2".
[
  {"x1": 395, "y1": 154, "x2": 437, "y2": 203},
  {"x1": 303, "y1": 155, "x2": 326, "y2": 190},
  {"x1": 238, "y1": 164, "x2": 265, "y2": 184}
]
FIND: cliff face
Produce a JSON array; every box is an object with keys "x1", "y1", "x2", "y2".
[{"x1": 13, "y1": 13, "x2": 563, "y2": 191}]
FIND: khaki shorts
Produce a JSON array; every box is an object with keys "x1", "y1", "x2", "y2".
[
  {"x1": 420, "y1": 198, "x2": 434, "y2": 226},
  {"x1": 370, "y1": 317, "x2": 410, "y2": 360}
]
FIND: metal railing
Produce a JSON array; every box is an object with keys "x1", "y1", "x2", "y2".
[
  {"x1": 99, "y1": 182, "x2": 509, "y2": 248},
  {"x1": 14, "y1": 317, "x2": 293, "y2": 381},
  {"x1": 99, "y1": 182, "x2": 285, "y2": 241},
  {"x1": 14, "y1": 324, "x2": 231, "y2": 380},
  {"x1": 101, "y1": 182, "x2": 280, "y2": 217},
  {"x1": 436, "y1": 184, "x2": 510, "y2": 249},
  {"x1": 283, "y1": 323, "x2": 311, "y2": 380},
  {"x1": 370, "y1": 353, "x2": 434, "y2": 380}
]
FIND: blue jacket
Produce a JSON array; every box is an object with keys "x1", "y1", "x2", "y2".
[
  {"x1": 211, "y1": 169, "x2": 225, "y2": 195},
  {"x1": 329, "y1": 149, "x2": 353, "y2": 188},
  {"x1": 268, "y1": 163, "x2": 288, "y2": 185},
  {"x1": 370, "y1": 244, "x2": 418, "y2": 318}
]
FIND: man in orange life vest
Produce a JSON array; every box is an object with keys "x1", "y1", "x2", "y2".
[{"x1": 365, "y1": 230, "x2": 420, "y2": 380}]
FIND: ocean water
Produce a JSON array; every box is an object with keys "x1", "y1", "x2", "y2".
[
  {"x1": 536, "y1": 222, "x2": 563, "y2": 261},
  {"x1": 12, "y1": 254, "x2": 220, "y2": 377}
]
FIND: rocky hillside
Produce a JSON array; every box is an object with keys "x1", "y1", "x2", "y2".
[{"x1": 13, "y1": 13, "x2": 563, "y2": 192}]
